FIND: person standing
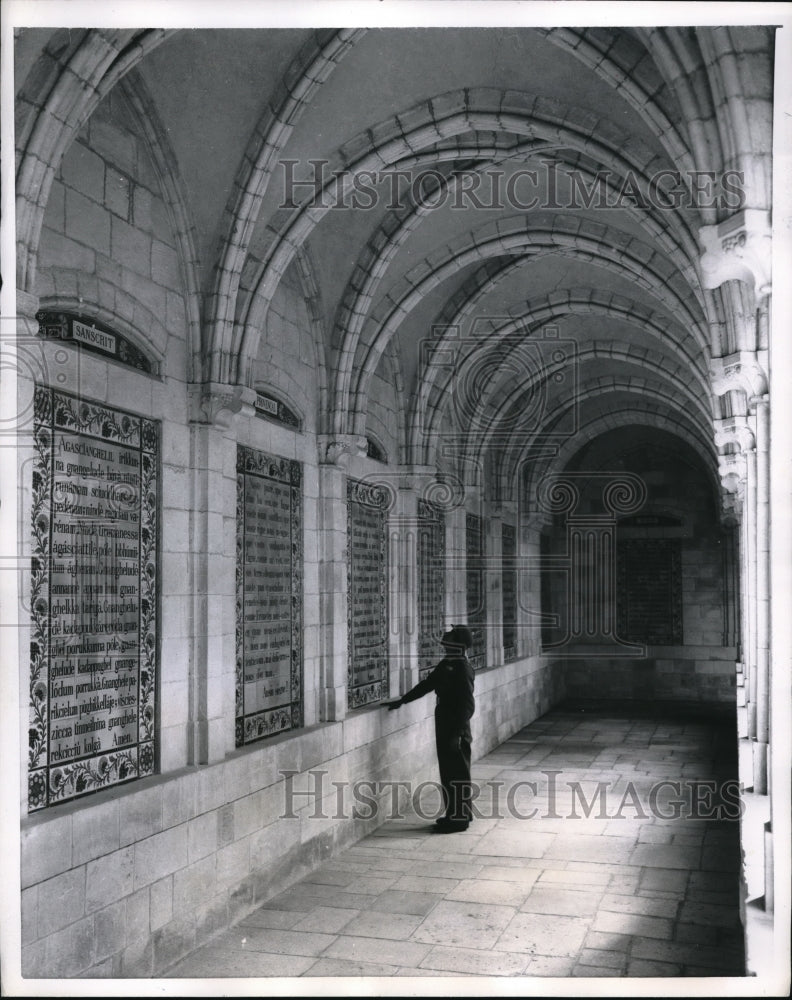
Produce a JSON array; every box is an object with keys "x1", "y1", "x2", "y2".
[{"x1": 388, "y1": 624, "x2": 475, "y2": 832}]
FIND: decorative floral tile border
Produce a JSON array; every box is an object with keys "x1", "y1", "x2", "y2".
[{"x1": 29, "y1": 386, "x2": 158, "y2": 811}]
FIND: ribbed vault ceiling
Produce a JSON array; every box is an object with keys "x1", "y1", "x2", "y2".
[{"x1": 15, "y1": 23, "x2": 774, "y2": 499}]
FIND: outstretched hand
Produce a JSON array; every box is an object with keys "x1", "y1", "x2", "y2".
[{"x1": 387, "y1": 700, "x2": 402, "y2": 711}]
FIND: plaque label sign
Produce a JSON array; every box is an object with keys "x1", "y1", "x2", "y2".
[
  {"x1": 616, "y1": 538, "x2": 683, "y2": 645},
  {"x1": 466, "y1": 512, "x2": 487, "y2": 669},
  {"x1": 29, "y1": 386, "x2": 158, "y2": 811},
  {"x1": 253, "y1": 390, "x2": 300, "y2": 429},
  {"x1": 417, "y1": 499, "x2": 445, "y2": 679},
  {"x1": 36, "y1": 311, "x2": 155, "y2": 372},
  {"x1": 502, "y1": 523, "x2": 517, "y2": 662},
  {"x1": 347, "y1": 479, "x2": 390, "y2": 708},
  {"x1": 236, "y1": 446, "x2": 303, "y2": 746}
]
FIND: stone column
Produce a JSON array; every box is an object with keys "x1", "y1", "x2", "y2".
[
  {"x1": 499, "y1": 500, "x2": 518, "y2": 662},
  {"x1": 517, "y1": 520, "x2": 544, "y2": 660},
  {"x1": 701, "y1": 209, "x2": 774, "y2": 921},
  {"x1": 714, "y1": 417, "x2": 754, "y2": 786},
  {"x1": 753, "y1": 394, "x2": 770, "y2": 793},
  {"x1": 316, "y1": 434, "x2": 365, "y2": 721},
  {"x1": 724, "y1": 520, "x2": 741, "y2": 650},
  {"x1": 392, "y1": 472, "x2": 420, "y2": 697},
  {"x1": 714, "y1": 406, "x2": 766, "y2": 794},
  {"x1": 445, "y1": 504, "x2": 467, "y2": 626},
  {"x1": 188, "y1": 383, "x2": 255, "y2": 764},
  {"x1": 485, "y1": 512, "x2": 503, "y2": 669}
]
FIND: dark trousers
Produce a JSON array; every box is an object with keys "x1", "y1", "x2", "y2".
[{"x1": 435, "y1": 716, "x2": 472, "y2": 822}]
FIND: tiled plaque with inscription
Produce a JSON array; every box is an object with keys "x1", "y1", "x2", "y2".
[
  {"x1": 502, "y1": 522, "x2": 517, "y2": 662},
  {"x1": 616, "y1": 538, "x2": 683, "y2": 645},
  {"x1": 466, "y1": 512, "x2": 487, "y2": 669},
  {"x1": 418, "y1": 499, "x2": 445, "y2": 679},
  {"x1": 236, "y1": 446, "x2": 303, "y2": 746},
  {"x1": 347, "y1": 479, "x2": 390, "y2": 708},
  {"x1": 29, "y1": 386, "x2": 158, "y2": 811}
]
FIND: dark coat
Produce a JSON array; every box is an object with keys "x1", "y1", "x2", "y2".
[{"x1": 401, "y1": 654, "x2": 475, "y2": 732}]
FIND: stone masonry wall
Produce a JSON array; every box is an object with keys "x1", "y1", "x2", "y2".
[
  {"x1": 255, "y1": 262, "x2": 321, "y2": 435},
  {"x1": 37, "y1": 87, "x2": 189, "y2": 375},
  {"x1": 20, "y1": 655, "x2": 561, "y2": 977}
]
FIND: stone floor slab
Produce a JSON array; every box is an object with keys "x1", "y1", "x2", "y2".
[
  {"x1": 479, "y1": 865, "x2": 541, "y2": 886},
  {"x1": 164, "y1": 945, "x2": 316, "y2": 978},
  {"x1": 592, "y1": 909, "x2": 673, "y2": 940},
  {"x1": 237, "y1": 908, "x2": 303, "y2": 929},
  {"x1": 579, "y1": 947, "x2": 627, "y2": 970},
  {"x1": 339, "y1": 910, "x2": 425, "y2": 940},
  {"x1": 497, "y1": 912, "x2": 592, "y2": 957},
  {"x1": 520, "y1": 885, "x2": 602, "y2": 917},
  {"x1": 418, "y1": 944, "x2": 529, "y2": 976},
  {"x1": 303, "y1": 957, "x2": 399, "y2": 977},
  {"x1": 323, "y1": 933, "x2": 431, "y2": 967},
  {"x1": 629, "y1": 843, "x2": 702, "y2": 869},
  {"x1": 470, "y1": 831, "x2": 555, "y2": 858},
  {"x1": 290, "y1": 906, "x2": 360, "y2": 933},
  {"x1": 524, "y1": 955, "x2": 577, "y2": 976},
  {"x1": 446, "y1": 877, "x2": 532, "y2": 907},
  {"x1": 411, "y1": 900, "x2": 516, "y2": 949},
  {"x1": 158, "y1": 703, "x2": 744, "y2": 981},
  {"x1": 544, "y1": 834, "x2": 638, "y2": 864},
  {"x1": 365, "y1": 889, "x2": 441, "y2": 916},
  {"x1": 214, "y1": 925, "x2": 336, "y2": 956},
  {"x1": 600, "y1": 892, "x2": 679, "y2": 918}
]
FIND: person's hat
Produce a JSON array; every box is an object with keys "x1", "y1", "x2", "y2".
[{"x1": 441, "y1": 625, "x2": 474, "y2": 649}]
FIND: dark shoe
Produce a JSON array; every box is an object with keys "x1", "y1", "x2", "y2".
[
  {"x1": 433, "y1": 819, "x2": 469, "y2": 833},
  {"x1": 435, "y1": 814, "x2": 472, "y2": 827}
]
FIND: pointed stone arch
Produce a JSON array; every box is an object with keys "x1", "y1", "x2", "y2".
[
  {"x1": 224, "y1": 89, "x2": 708, "y2": 386},
  {"x1": 15, "y1": 28, "x2": 173, "y2": 293}
]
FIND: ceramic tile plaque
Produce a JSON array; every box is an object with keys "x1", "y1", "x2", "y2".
[
  {"x1": 28, "y1": 386, "x2": 158, "y2": 811},
  {"x1": 347, "y1": 479, "x2": 389, "y2": 708},
  {"x1": 466, "y1": 512, "x2": 487, "y2": 669},
  {"x1": 417, "y1": 499, "x2": 445, "y2": 679},
  {"x1": 616, "y1": 537, "x2": 683, "y2": 645},
  {"x1": 502, "y1": 522, "x2": 517, "y2": 662},
  {"x1": 236, "y1": 445, "x2": 303, "y2": 746}
]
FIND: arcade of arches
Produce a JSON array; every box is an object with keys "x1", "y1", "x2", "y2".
[{"x1": 7, "y1": 19, "x2": 789, "y2": 983}]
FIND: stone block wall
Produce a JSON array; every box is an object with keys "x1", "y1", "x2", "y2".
[
  {"x1": 20, "y1": 655, "x2": 560, "y2": 977},
  {"x1": 37, "y1": 87, "x2": 189, "y2": 374},
  {"x1": 255, "y1": 262, "x2": 321, "y2": 434},
  {"x1": 365, "y1": 348, "x2": 401, "y2": 464},
  {"x1": 680, "y1": 535, "x2": 728, "y2": 647},
  {"x1": 558, "y1": 646, "x2": 737, "y2": 705}
]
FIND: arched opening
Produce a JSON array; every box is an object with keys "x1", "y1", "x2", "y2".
[{"x1": 540, "y1": 426, "x2": 738, "y2": 710}]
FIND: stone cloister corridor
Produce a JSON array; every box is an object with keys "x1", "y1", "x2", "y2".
[
  {"x1": 2, "y1": 3, "x2": 790, "y2": 997},
  {"x1": 164, "y1": 701, "x2": 745, "y2": 982}
]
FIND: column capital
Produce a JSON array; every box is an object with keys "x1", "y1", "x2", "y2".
[
  {"x1": 710, "y1": 351, "x2": 768, "y2": 401},
  {"x1": 699, "y1": 208, "x2": 771, "y2": 297},
  {"x1": 318, "y1": 433, "x2": 367, "y2": 467},
  {"x1": 718, "y1": 451, "x2": 748, "y2": 499},
  {"x1": 714, "y1": 415, "x2": 753, "y2": 503},
  {"x1": 713, "y1": 414, "x2": 756, "y2": 453},
  {"x1": 190, "y1": 382, "x2": 256, "y2": 429}
]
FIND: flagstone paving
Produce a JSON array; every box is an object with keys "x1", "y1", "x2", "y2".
[{"x1": 164, "y1": 700, "x2": 746, "y2": 981}]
